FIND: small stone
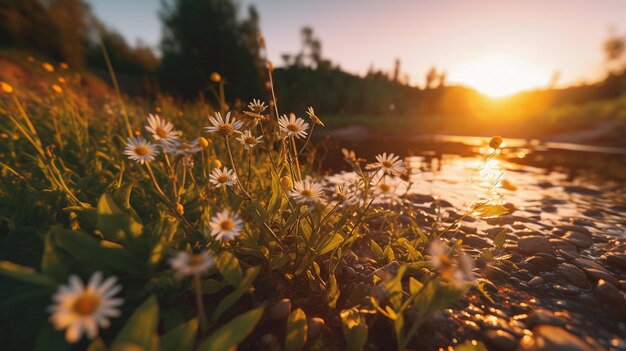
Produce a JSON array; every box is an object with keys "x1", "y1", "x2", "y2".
[
  {"x1": 371, "y1": 261, "x2": 400, "y2": 279},
  {"x1": 519, "y1": 325, "x2": 595, "y2": 351},
  {"x1": 595, "y1": 279, "x2": 626, "y2": 320},
  {"x1": 606, "y1": 253, "x2": 626, "y2": 270},
  {"x1": 582, "y1": 209, "x2": 603, "y2": 218},
  {"x1": 553, "y1": 283, "x2": 580, "y2": 295},
  {"x1": 259, "y1": 334, "x2": 281, "y2": 351},
  {"x1": 563, "y1": 185, "x2": 602, "y2": 195},
  {"x1": 529, "y1": 276, "x2": 545, "y2": 287},
  {"x1": 343, "y1": 267, "x2": 357, "y2": 279},
  {"x1": 558, "y1": 224, "x2": 591, "y2": 235},
  {"x1": 519, "y1": 236, "x2": 554, "y2": 255},
  {"x1": 562, "y1": 231, "x2": 593, "y2": 249},
  {"x1": 462, "y1": 234, "x2": 491, "y2": 249},
  {"x1": 523, "y1": 254, "x2": 558, "y2": 273},
  {"x1": 583, "y1": 268, "x2": 619, "y2": 286},
  {"x1": 525, "y1": 309, "x2": 565, "y2": 327},
  {"x1": 269, "y1": 298, "x2": 292, "y2": 320},
  {"x1": 306, "y1": 317, "x2": 325, "y2": 339},
  {"x1": 484, "y1": 329, "x2": 518, "y2": 351},
  {"x1": 557, "y1": 263, "x2": 590, "y2": 289},
  {"x1": 460, "y1": 225, "x2": 477, "y2": 234}
]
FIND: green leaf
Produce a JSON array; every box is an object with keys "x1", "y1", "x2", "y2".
[
  {"x1": 472, "y1": 204, "x2": 508, "y2": 218},
  {"x1": 268, "y1": 174, "x2": 283, "y2": 218},
  {"x1": 161, "y1": 318, "x2": 198, "y2": 351},
  {"x1": 215, "y1": 251, "x2": 242, "y2": 287},
  {"x1": 41, "y1": 233, "x2": 69, "y2": 282},
  {"x1": 409, "y1": 277, "x2": 424, "y2": 295},
  {"x1": 318, "y1": 233, "x2": 344, "y2": 256},
  {"x1": 0, "y1": 260, "x2": 56, "y2": 287},
  {"x1": 493, "y1": 228, "x2": 507, "y2": 249},
  {"x1": 285, "y1": 308, "x2": 307, "y2": 351},
  {"x1": 112, "y1": 295, "x2": 159, "y2": 350},
  {"x1": 340, "y1": 308, "x2": 368, "y2": 351},
  {"x1": 370, "y1": 240, "x2": 383, "y2": 261},
  {"x1": 196, "y1": 307, "x2": 264, "y2": 351},
  {"x1": 325, "y1": 272, "x2": 340, "y2": 308},
  {"x1": 97, "y1": 193, "x2": 143, "y2": 244},
  {"x1": 383, "y1": 246, "x2": 395, "y2": 263},
  {"x1": 211, "y1": 266, "x2": 260, "y2": 322},
  {"x1": 86, "y1": 338, "x2": 107, "y2": 351}
]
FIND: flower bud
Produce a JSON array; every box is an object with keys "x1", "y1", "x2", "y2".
[
  {"x1": 489, "y1": 136, "x2": 503, "y2": 149},
  {"x1": 210, "y1": 72, "x2": 222, "y2": 83},
  {"x1": 1, "y1": 82, "x2": 13, "y2": 94},
  {"x1": 198, "y1": 137, "x2": 210, "y2": 148},
  {"x1": 211, "y1": 159, "x2": 222, "y2": 169},
  {"x1": 280, "y1": 176, "x2": 293, "y2": 190},
  {"x1": 176, "y1": 203, "x2": 184, "y2": 215}
]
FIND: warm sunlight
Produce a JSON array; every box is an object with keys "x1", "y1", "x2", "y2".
[{"x1": 453, "y1": 55, "x2": 550, "y2": 97}]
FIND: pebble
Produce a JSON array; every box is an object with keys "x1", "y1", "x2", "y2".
[
  {"x1": 562, "y1": 231, "x2": 593, "y2": 249},
  {"x1": 525, "y1": 309, "x2": 565, "y2": 327},
  {"x1": 519, "y1": 236, "x2": 554, "y2": 255},
  {"x1": 483, "y1": 329, "x2": 518, "y2": 351},
  {"x1": 606, "y1": 253, "x2": 626, "y2": 270},
  {"x1": 558, "y1": 224, "x2": 591, "y2": 236},
  {"x1": 557, "y1": 263, "x2": 590, "y2": 289},
  {"x1": 307, "y1": 317, "x2": 325, "y2": 339},
  {"x1": 460, "y1": 224, "x2": 477, "y2": 234},
  {"x1": 529, "y1": 276, "x2": 545, "y2": 287},
  {"x1": 269, "y1": 298, "x2": 292, "y2": 320},
  {"x1": 462, "y1": 234, "x2": 491, "y2": 249},
  {"x1": 583, "y1": 268, "x2": 618, "y2": 286},
  {"x1": 519, "y1": 325, "x2": 596, "y2": 351},
  {"x1": 594, "y1": 279, "x2": 626, "y2": 320},
  {"x1": 523, "y1": 254, "x2": 558, "y2": 273}
]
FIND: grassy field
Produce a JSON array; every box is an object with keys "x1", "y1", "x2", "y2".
[{"x1": 0, "y1": 60, "x2": 508, "y2": 351}]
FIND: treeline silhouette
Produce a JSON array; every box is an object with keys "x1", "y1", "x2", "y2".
[{"x1": 2, "y1": 0, "x2": 626, "y2": 140}]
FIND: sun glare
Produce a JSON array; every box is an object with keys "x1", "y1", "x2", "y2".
[{"x1": 453, "y1": 55, "x2": 549, "y2": 98}]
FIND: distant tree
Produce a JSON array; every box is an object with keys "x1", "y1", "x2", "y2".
[
  {"x1": 393, "y1": 58, "x2": 401, "y2": 82},
  {"x1": 46, "y1": 0, "x2": 87, "y2": 68},
  {"x1": 437, "y1": 71, "x2": 447, "y2": 88},
  {"x1": 159, "y1": 0, "x2": 263, "y2": 99},
  {"x1": 604, "y1": 28, "x2": 626, "y2": 72},
  {"x1": 425, "y1": 67, "x2": 438, "y2": 89}
]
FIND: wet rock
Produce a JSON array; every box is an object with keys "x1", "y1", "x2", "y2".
[
  {"x1": 542, "y1": 205, "x2": 557, "y2": 213},
  {"x1": 269, "y1": 298, "x2": 292, "y2": 320},
  {"x1": 483, "y1": 329, "x2": 517, "y2": 351},
  {"x1": 519, "y1": 325, "x2": 596, "y2": 351},
  {"x1": 557, "y1": 263, "x2": 590, "y2": 289},
  {"x1": 371, "y1": 261, "x2": 399, "y2": 280},
  {"x1": 259, "y1": 334, "x2": 281, "y2": 351},
  {"x1": 562, "y1": 231, "x2": 593, "y2": 249},
  {"x1": 523, "y1": 254, "x2": 558, "y2": 273},
  {"x1": 563, "y1": 185, "x2": 602, "y2": 196},
  {"x1": 553, "y1": 283, "x2": 580, "y2": 295},
  {"x1": 529, "y1": 276, "x2": 545, "y2": 287},
  {"x1": 606, "y1": 253, "x2": 626, "y2": 270},
  {"x1": 459, "y1": 225, "x2": 477, "y2": 234},
  {"x1": 525, "y1": 309, "x2": 565, "y2": 327},
  {"x1": 583, "y1": 268, "x2": 618, "y2": 286},
  {"x1": 343, "y1": 266, "x2": 357, "y2": 279},
  {"x1": 558, "y1": 224, "x2": 591, "y2": 236},
  {"x1": 407, "y1": 193, "x2": 435, "y2": 204},
  {"x1": 571, "y1": 258, "x2": 608, "y2": 272},
  {"x1": 462, "y1": 234, "x2": 491, "y2": 249},
  {"x1": 594, "y1": 279, "x2": 626, "y2": 320},
  {"x1": 485, "y1": 227, "x2": 510, "y2": 237},
  {"x1": 582, "y1": 209, "x2": 603, "y2": 218},
  {"x1": 519, "y1": 236, "x2": 554, "y2": 255},
  {"x1": 486, "y1": 215, "x2": 515, "y2": 225},
  {"x1": 307, "y1": 317, "x2": 325, "y2": 339}
]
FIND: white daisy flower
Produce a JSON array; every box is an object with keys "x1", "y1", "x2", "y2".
[
  {"x1": 145, "y1": 113, "x2": 180, "y2": 146},
  {"x1": 367, "y1": 153, "x2": 406, "y2": 176},
  {"x1": 289, "y1": 180, "x2": 325, "y2": 203},
  {"x1": 204, "y1": 112, "x2": 243, "y2": 137},
  {"x1": 209, "y1": 167, "x2": 237, "y2": 188},
  {"x1": 237, "y1": 130, "x2": 263, "y2": 150},
  {"x1": 373, "y1": 179, "x2": 400, "y2": 203},
  {"x1": 243, "y1": 99, "x2": 268, "y2": 121},
  {"x1": 208, "y1": 209, "x2": 244, "y2": 241},
  {"x1": 334, "y1": 182, "x2": 358, "y2": 205},
  {"x1": 48, "y1": 272, "x2": 123, "y2": 343},
  {"x1": 305, "y1": 106, "x2": 324, "y2": 126},
  {"x1": 429, "y1": 240, "x2": 475, "y2": 288},
  {"x1": 164, "y1": 138, "x2": 203, "y2": 156},
  {"x1": 278, "y1": 113, "x2": 309, "y2": 139},
  {"x1": 169, "y1": 250, "x2": 215, "y2": 278},
  {"x1": 123, "y1": 136, "x2": 159, "y2": 164}
]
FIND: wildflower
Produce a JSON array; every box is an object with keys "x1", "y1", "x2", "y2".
[
  {"x1": 58, "y1": 77, "x2": 67, "y2": 84},
  {"x1": 145, "y1": 114, "x2": 180, "y2": 147},
  {"x1": 198, "y1": 137, "x2": 210, "y2": 148},
  {"x1": 165, "y1": 138, "x2": 203, "y2": 156},
  {"x1": 280, "y1": 176, "x2": 293, "y2": 190},
  {"x1": 429, "y1": 240, "x2": 475, "y2": 288},
  {"x1": 176, "y1": 203, "x2": 185, "y2": 215},
  {"x1": 489, "y1": 136, "x2": 503, "y2": 149},
  {"x1": 210, "y1": 72, "x2": 222, "y2": 83},
  {"x1": 205, "y1": 112, "x2": 243, "y2": 137},
  {"x1": 209, "y1": 167, "x2": 237, "y2": 188},
  {"x1": 237, "y1": 130, "x2": 262, "y2": 150},
  {"x1": 48, "y1": 272, "x2": 123, "y2": 343},
  {"x1": 341, "y1": 148, "x2": 365, "y2": 163},
  {"x1": 1, "y1": 82, "x2": 13, "y2": 94},
  {"x1": 51, "y1": 84, "x2": 63, "y2": 94},
  {"x1": 290, "y1": 180, "x2": 325, "y2": 203},
  {"x1": 169, "y1": 250, "x2": 215, "y2": 278},
  {"x1": 373, "y1": 179, "x2": 400, "y2": 203},
  {"x1": 208, "y1": 209, "x2": 244, "y2": 241},
  {"x1": 43, "y1": 62, "x2": 55, "y2": 72},
  {"x1": 243, "y1": 99, "x2": 268, "y2": 121},
  {"x1": 123, "y1": 136, "x2": 159, "y2": 164},
  {"x1": 60, "y1": 62, "x2": 69, "y2": 69},
  {"x1": 278, "y1": 113, "x2": 309, "y2": 139},
  {"x1": 211, "y1": 159, "x2": 223, "y2": 169},
  {"x1": 367, "y1": 153, "x2": 406, "y2": 176},
  {"x1": 334, "y1": 182, "x2": 357, "y2": 204},
  {"x1": 305, "y1": 106, "x2": 324, "y2": 126},
  {"x1": 26, "y1": 56, "x2": 35, "y2": 62},
  {"x1": 182, "y1": 155, "x2": 194, "y2": 168}
]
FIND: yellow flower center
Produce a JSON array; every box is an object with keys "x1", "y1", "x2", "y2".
[
  {"x1": 382, "y1": 161, "x2": 393, "y2": 168},
  {"x1": 220, "y1": 219, "x2": 234, "y2": 231},
  {"x1": 134, "y1": 145, "x2": 149, "y2": 156},
  {"x1": 379, "y1": 184, "x2": 391, "y2": 193},
  {"x1": 300, "y1": 189, "x2": 314, "y2": 198},
  {"x1": 286, "y1": 124, "x2": 300, "y2": 132},
  {"x1": 156, "y1": 127, "x2": 167, "y2": 138},
  {"x1": 219, "y1": 124, "x2": 234, "y2": 136},
  {"x1": 217, "y1": 175, "x2": 229, "y2": 183},
  {"x1": 188, "y1": 255, "x2": 204, "y2": 267},
  {"x1": 72, "y1": 293, "x2": 99, "y2": 316},
  {"x1": 245, "y1": 136, "x2": 257, "y2": 145}
]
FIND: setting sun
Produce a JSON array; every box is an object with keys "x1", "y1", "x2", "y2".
[{"x1": 452, "y1": 55, "x2": 550, "y2": 97}]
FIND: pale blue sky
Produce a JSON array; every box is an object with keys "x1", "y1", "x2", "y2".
[{"x1": 87, "y1": 0, "x2": 626, "y2": 90}]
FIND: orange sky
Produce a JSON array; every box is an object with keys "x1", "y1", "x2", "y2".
[{"x1": 90, "y1": 0, "x2": 626, "y2": 94}]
